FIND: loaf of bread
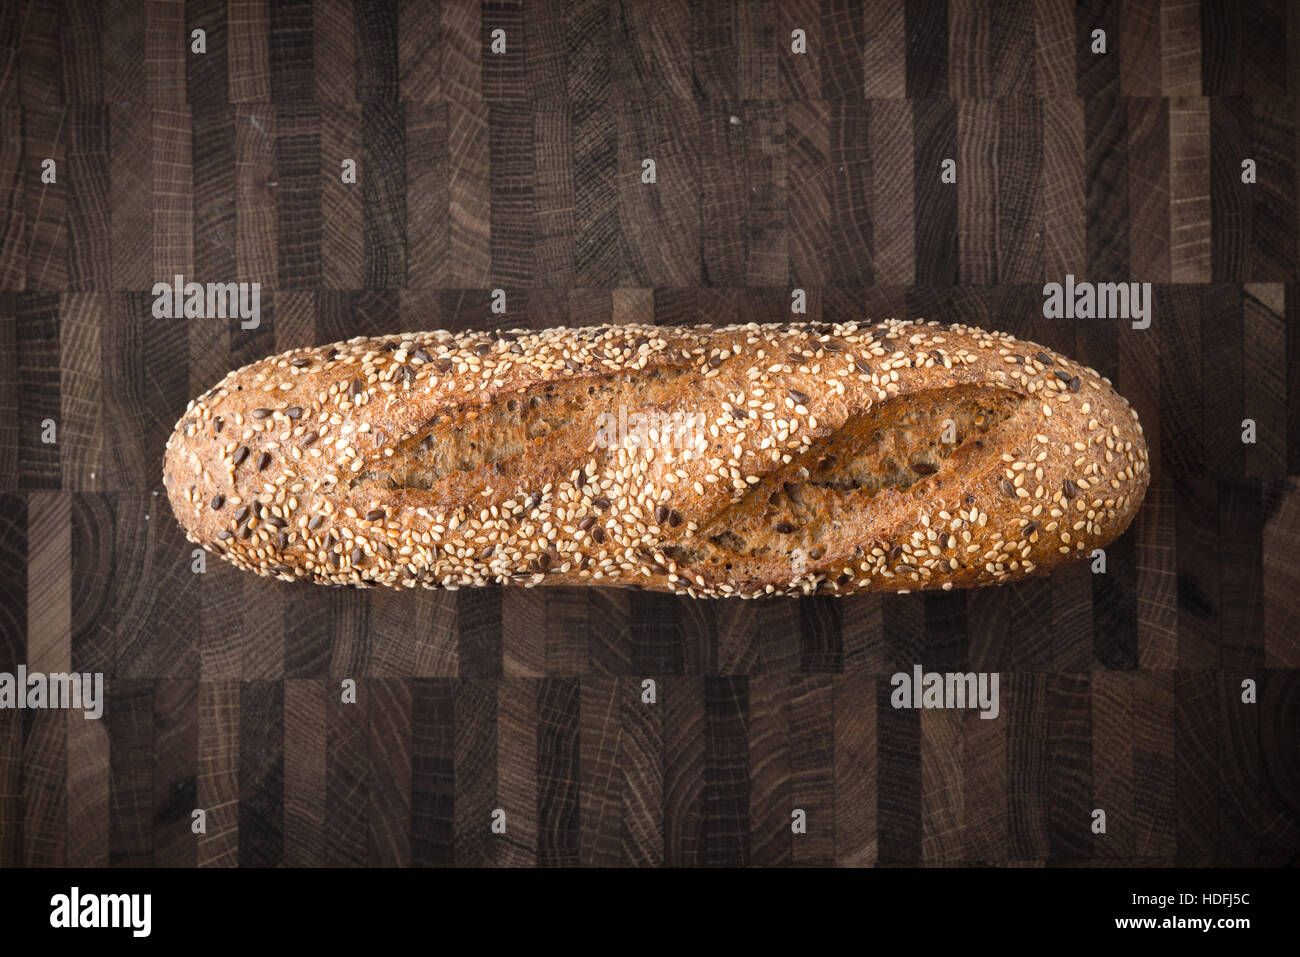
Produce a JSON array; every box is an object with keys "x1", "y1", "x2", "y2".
[{"x1": 163, "y1": 320, "x2": 1149, "y2": 598}]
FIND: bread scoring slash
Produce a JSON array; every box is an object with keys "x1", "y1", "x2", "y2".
[{"x1": 163, "y1": 320, "x2": 1150, "y2": 598}]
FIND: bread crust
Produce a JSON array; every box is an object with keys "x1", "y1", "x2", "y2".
[{"x1": 163, "y1": 320, "x2": 1150, "y2": 598}]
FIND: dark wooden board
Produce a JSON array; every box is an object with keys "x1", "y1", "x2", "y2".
[{"x1": 0, "y1": 0, "x2": 1296, "y2": 867}]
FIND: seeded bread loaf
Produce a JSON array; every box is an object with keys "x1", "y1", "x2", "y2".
[{"x1": 163, "y1": 319, "x2": 1150, "y2": 598}]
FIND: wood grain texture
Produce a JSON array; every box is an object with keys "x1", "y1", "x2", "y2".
[{"x1": 0, "y1": 0, "x2": 1294, "y2": 869}]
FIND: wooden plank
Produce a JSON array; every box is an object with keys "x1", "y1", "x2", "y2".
[
  {"x1": 1200, "y1": 0, "x2": 1243, "y2": 95},
  {"x1": 228, "y1": 0, "x2": 270, "y2": 103},
  {"x1": 1033, "y1": 0, "x2": 1074, "y2": 99},
  {"x1": 1120, "y1": 0, "x2": 1161, "y2": 96},
  {"x1": 1243, "y1": 284, "x2": 1287, "y2": 476},
  {"x1": 320, "y1": 105, "x2": 363, "y2": 289},
  {"x1": 958, "y1": 99, "x2": 995, "y2": 283},
  {"x1": 961, "y1": 705, "x2": 1006, "y2": 863},
  {"x1": 1085, "y1": 94, "x2": 1129, "y2": 276},
  {"x1": 1168, "y1": 96, "x2": 1211, "y2": 281},
  {"x1": 535, "y1": 677, "x2": 579, "y2": 865},
  {"x1": 1217, "y1": 479, "x2": 1265, "y2": 672},
  {"x1": 146, "y1": 0, "x2": 186, "y2": 105},
  {"x1": 452, "y1": 679, "x2": 495, "y2": 864},
  {"x1": 773, "y1": 0, "x2": 816, "y2": 98},
  {"x1": 197, "y1": 679, "x2": 239, "y2": 866},
  {"x1": 405, "y1": 103, "x2": 450, "y2": 288},
  {"x1": 921, "y1": 707, "x2": 963, "y2": 864},
  {"x1": 18, "y1": 0, "x2": 62, "y2": 105},
  {"x1": 1155, "y1": 284, "x2": 1204, "y2": 475},
  {"x1": 15, "y1": 292, "x2": 60, "y2": 489},
  {"x1": 1210, "y1": 97, "x2": 1251, "y2": 281},
  {"x1": 620, "y1": 675, "x2": 662, "y2": 864},
  {"x1": 354, "y1": 0, "x2": 399, "y2": 104},
  {"x1": 61, "y1": 0, "x2": 104, "y2": 103},
  {"x1": 269, "y1": 0, "x2": 314, "y2": 104},
  {"x1": 820, "y1": 0, "x2": 864, "y2": 99},
  {"x1": 829, "y1": 101, "x2": 873, "y2": 284},
  {"x1": 23, "y1": 108, "x2": 67, "y2": 292},
  {"x1": 789, "y1": 675, "x2": 833, "y2": 864},
  {"x1": 234, "y1": 107, "x2": 277, "y2": 284},
  {"x1": 610, "y1": 0, "x2": 691, "y2": 101},
  {"x1": 367, "y1": 678, "x2": 411, "y2": 865},
  {"x1": 997, "y1": 98, "x2": 1043, "y2": 282},
  {"x1": 152, "y1": 678, "x2": 198, "y2": 867},
  {"x1": 237, "y1": 679, "x2": 282, "y2": 866},
  {"x1": 799, "y1": 596, "x2": 842, "y2": 673},
  {"x1": 832, "y1": 671, "x2": 876, "y2": 866},
  {"x1": 701, "y1": 676, "x2": 748, "y2": 865},
  {"x1": 1200, "y1": 284, "x2": 1243, "y2": 476},
  {"x1": 496, "y1": 677, "x2": 537, "y2": 865},
  {"x1": 1005, "y1": 672, "x2": 1048, "y2": 861},
  {"x1": 482, "y1": 0, "x2": 525, "y2": 102},
  {"x1": 662, "y1": 676, "x2": 704, "y2": 865},
  {"x1": 1046, "y1": 673, "x2": 1091, "y2": 861},
  {"x1": 26, "y1": 491, "x2": 69, "y2": 675},
  {"x1": 187, "y1": 0, "x2": 229, "y2": 105},
  {"x1": 67, "y1": 700, "x2": 111, "y2": 866},
  {"x1": 488, "y1": 101, "x2": 533, "y2": 286},
  {"x1": 362, "y1": 100, "x2": 407, "y2": 287},
  {"x1": 1175, "y1": 476, "x2": 1220, "y2": 669},
  {"x1": 912, "y1": 97, "x2": 958, "y2": 284},
  {"x1": 66, "y1": 106, "x2": 110, "y2": 292},
  {"x1": 410, "y1": 678, "x2": 455, "y2": 866},
  {"x1": 786, "y1": 99, "x2": 829, "y2": 287},
  {"x1": 192, "y1": 104, "x2": 237, "y2": 280},
  {"x1": 693, "y1": 0, "x2": 739, "y2": 103},
  {"x1": 1257, "y1": 670, "x2": 1300, "y2": 859},
  {"x1": 904, "y1": 0, "x2": 948, "y2": 97},
  {"x1": 1127, "y1": 97, "x2": 1171, "y2": 281},
  {"x1": 108, "y1": 678, "x2": 154, "y2": 865},
  {"x1": 1242, "y1": 0, "x2": 1287, "y2": 98},
  {"x1": 397, "y1": 1, "x2": 443, "y2": 106},
  {"x1": 447, "y1": 98, "x2": 492, "y2": 285},
  {"x1": 1076, "y1": 0, "x2": 1119, "y2": 100},
  {"x1": 1174, "y1": 671, "x2": 1220, "y2": 861},
  {"x1": 274, "y1": 106, "x2": 322, "y2": 289},
  {"x1": 1045, "y1": 99, "x2": 1086, "y2": 280},
  {"x1": 701, "y1": 103, "x2": 747, "y2": 286},
  {"x1": 747, "y1": 674, "x2": 790, "y2": 864},
  {"x1": 877, "y1": 669, "x2": 921, "y2": 864},
  {"x1": 314, "y1": 0, "x2": 358, "y2": 105},
  {"x1": 1160, "y1": 0, "x2": 1202, "y2": 97},
  {"x1": 1249, "y1": 96, "x2": 1296, "y2": 281},
  {"x1": 920, "y1": 590, "x2": 964, "y2": 677},
  {"x1": 578, "y1": 676, "x2": 621, "y2": 865},
  {"x1": 737, "y1": 0, "x2": 780, "y2": 100},
  {"x1": 110, "y1": 106, "x2": 151, "y2": 289}
]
